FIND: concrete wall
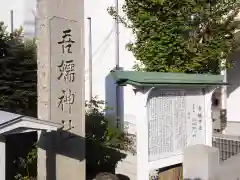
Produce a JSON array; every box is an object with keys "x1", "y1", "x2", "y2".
[
  {"x1": 105, "y1": 74, "x2": 138, "y2": 133},
  {"x1": 84, "y1": 0, "x2": 135, "y2": 100},
  {"x1": 84, "y1": 0, "x2": 137, "y2": 130},
  {"x1": 227, "y1": 51, "x2": 240, "y2": 123},
  {"x1": 226, "y1": 15, "x2": 240, "y2": 124}
]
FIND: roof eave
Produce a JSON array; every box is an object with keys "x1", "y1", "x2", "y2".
[
  {"x1": 116, "y1": 80, "x2": 228, "y2": 87},
  {"x1": 0, "y1": 117, "x2": 63, "y2": 135}
]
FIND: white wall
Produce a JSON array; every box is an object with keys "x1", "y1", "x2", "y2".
[
  {"x1": 225, "y1": 51, "x2": 240, "y2": 136},
  {"x1": 23, "y1": 0, "x2": 37, "y2": 38},
  {"x1": 225, "y1": 15, "x2": 240, "y2": 125},
  {"x1": 0, "y1": 0, "x2": 25, "y2": 32},
  {"x1": 84, "y1": 0, "x2": 135, "y2": 101},
  {"x1": 84, "y1": 0, "x2": 137, "y2": 129}
]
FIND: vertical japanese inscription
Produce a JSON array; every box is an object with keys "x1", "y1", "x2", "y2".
[
  {"x1": 57, "y1": 29, "x2": 76, "y2": 118},
  {"x1": 50, "y1": 17, "x2": 82, "y2": 131},
  {"x1": 185, "y1": 91, "x2": 205, "y2": 146},
  {"x1": 148, "y1": 90, "x2": 186, "y2": 161},
  {"x1": 147, "y1": 89, "x2": 205, "y2": 162}
]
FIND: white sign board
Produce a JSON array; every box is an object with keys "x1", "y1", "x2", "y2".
[{"x1": 147, "y1": 89, "x2": 205, "y2": 162}]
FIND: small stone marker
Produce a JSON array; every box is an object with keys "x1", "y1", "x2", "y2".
[
  {"x1": 37, "y1": 0, "x2": 85, "y2": 180},
  {"x1": 183, "y1": 144, "x2": 219, "y2": 180}
]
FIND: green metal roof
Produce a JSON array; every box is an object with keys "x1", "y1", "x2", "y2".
[{"x1": 110, "y1": 70, "x2": 227, "y2": 87}]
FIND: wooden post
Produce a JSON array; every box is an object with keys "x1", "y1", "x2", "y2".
[{"x1": 158, "y1": 164, "x2": 182, "y2": 180}]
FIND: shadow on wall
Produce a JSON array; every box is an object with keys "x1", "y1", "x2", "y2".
[
  {"x1": 38, "y1": 131, "x2": 85, "y2": 180},
  {"x1": 38, "y1": 110, "x2": 129, "y2": 180},
  {"x1": 105, "y1": 68, "x2": 124, "y2": 128},
  {"x1": 227, "y1": 29, "x2": 240, "y2": 97},
  {"x1": 39, "y1": 131, "x2": 127, "y2": 180},
  {"x1": 227, "y1": 50, "x2": 240, "y2": 97}
]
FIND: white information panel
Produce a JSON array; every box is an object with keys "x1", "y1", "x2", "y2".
[{"x1": 147, "y1": 88, "x2": 205, "y2": 162}]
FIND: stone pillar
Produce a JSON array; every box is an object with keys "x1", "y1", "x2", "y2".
[
  {"x1": 183, "y1": 145, "x2": 219, "y2": 180},
  {"x1": 0, "y1": 137, "x2": 5, "y2": 180},
  {"x1": 36, "y1": 0, "x2": 85, "y2": 180}
]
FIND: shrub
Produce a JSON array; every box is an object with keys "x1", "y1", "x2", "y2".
[{"x1": 86, "y1": 97, "x2": 133, "y2": 174}]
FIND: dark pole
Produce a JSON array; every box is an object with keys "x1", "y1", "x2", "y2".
[{"x1": 87, "y1": 17, "x2": 93, "y2": 101}]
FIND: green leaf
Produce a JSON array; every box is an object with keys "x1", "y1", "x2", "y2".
[{"x1": 109, "y1": 0, "x2": 240, "y2": 73}]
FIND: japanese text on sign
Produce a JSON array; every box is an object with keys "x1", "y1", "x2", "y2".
[
  {"x1": 57, "y1": 29, "x2": 76, "y2": 117},
  {"x1": 58, "y1": 89, "x2": 75, "y2": 114},
  {"x1": 58, "y1": 29, "x2": 75, "y2": 54},
  {"x1": 57, "y1": 59, "x2": 75, "y2": 82}
]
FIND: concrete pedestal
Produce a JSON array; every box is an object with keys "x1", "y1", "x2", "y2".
[{"x1": 183, "y1": 145, "x2": 219, "y2": 180}]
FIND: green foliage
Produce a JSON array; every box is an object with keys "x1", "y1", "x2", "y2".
[
  {"x1": 86, "y1": 97, "x2": 134, "y2": 151},
  {"x1": 0, "y1": 21, "x2": 37, "y2": 180},
  {"x1": 14, "y1": 144, "x2": 37, "y2": 180},
  {"x1": 108, "y1": 0, "x2": 240, "y2": 73},
  {"x1": 86, "y1": 97, "x2": 134, "y2": 174},
  {"x1": 0, "y1": 22, "x2": 37, "y2": 117},
  {"x1": 86, "y1": 98, "x2": 121, "y2": 147}
]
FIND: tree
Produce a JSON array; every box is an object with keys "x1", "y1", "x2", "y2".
[
  {"x1": 0, "y1": 22, "x2": 37, "y2": 117},
  {"x1": 108, "y1": 0, "x2": 240, "y2": 74}
]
